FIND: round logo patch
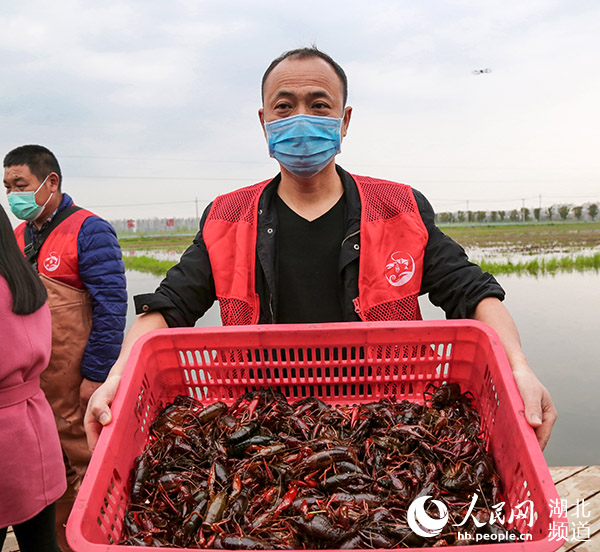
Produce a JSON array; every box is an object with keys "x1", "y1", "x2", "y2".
[
  {"x1": 43, "y1": 251, "x2": 61, "y2": 272},
  {"x1": 385, "y1": 251, "x2": 415, "y2": 287}
]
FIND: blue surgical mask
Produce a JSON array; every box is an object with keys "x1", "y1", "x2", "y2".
[
  {"x1": 265, "y1": 114, "x2": 343, "y2": 178},
  {"x1": 7, "y1": 175, "x2": 53, "y2": 221}
]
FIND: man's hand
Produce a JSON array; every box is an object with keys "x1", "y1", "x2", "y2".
[
  {"x1": 83, "y1": 375, "x2": 122, "y2": 451},
  {"x1": 79, "y1": 378, "x2": 103, "y2": 415},
  {"x1": 512, "y1": 367, "x2": 557, "y2": 450},
  {"x1": 82, "y1": 311, "x2": 169, "y2": 451},
  {"x1": 473, "y1": 297, "x2": 557, "y2": 450}
]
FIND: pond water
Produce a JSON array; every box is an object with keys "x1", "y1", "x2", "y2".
[{"x1": 124, "y1": 267, "x2": 600, "y2": 468}]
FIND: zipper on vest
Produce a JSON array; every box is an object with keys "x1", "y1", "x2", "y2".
[
  {"x1": 341, "y1": 229, "x2": 360, "y2": 247},
  {"x1": 269, "y1": 294, "x2": 274, "y2": 322},
  {"x1": 353, "y1": 297, "x2": 365, "y2": 321}
]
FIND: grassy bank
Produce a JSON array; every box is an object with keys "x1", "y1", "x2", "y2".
[
  {"x1": 124, "y1": 252, "x2": 600, "y2": 279},
  {"x1": 120, "y1": 221, "x2": 600, "y2": 277},
  {"x1": 123, "y1": 255, "x2": 177, "y2": 276},
  {"x1": 119, "y1": 220, "x2": 600, "y2": 251},
  {"x1": 439, "y1": 220, "x2": 600, "y2": 249},
  {"x1": 479, "y1": 252, "x2": 600, "y2": 276},
  {"x1": 119, "y1": 234, "x2": 190, "y2": 252}
]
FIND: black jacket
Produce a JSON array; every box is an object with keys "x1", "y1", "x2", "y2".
[{"x1": 135, "y1": 167, "x2": 504, "y2": 326}]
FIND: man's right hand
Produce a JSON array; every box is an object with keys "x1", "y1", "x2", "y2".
[
  {"x1": 84, "y1": 311, "x2": 169, "y2": 451},
  {"x1": 84, "y1": 374, "x2": 122, "y2": 451}
]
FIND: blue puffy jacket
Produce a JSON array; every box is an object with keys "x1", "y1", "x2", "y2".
[{"x1": 26, "y1": 193, "x2": 127, "y2": 381}]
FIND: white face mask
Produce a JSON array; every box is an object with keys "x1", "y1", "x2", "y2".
[{"x1": 7, "y1": 175, "x2": 53, "y2": 221}]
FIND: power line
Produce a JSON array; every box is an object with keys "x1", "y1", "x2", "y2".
[
  {"x1": 61, "y1": 154, "x2": 271, "y2": 165},
  {"x1": 71, "y1": 175, "x2": 257, "y2": 182},
  {"x1": 87, "y1": 199, "x2": 211, "y2": 208},
  {"x1": 59, "y1": 155, "x2": 600, "y2": 171}
]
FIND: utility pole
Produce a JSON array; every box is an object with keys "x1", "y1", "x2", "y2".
[
  {"x1": 195, "y1": 197, "x2": 199, "y2": 220},
  {"x1": 521, "y1": 198, "x2": 525, "y2": 222}
]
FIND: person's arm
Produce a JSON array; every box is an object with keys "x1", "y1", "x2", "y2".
[
  {"x1": 414, "y1": 189, "x2": 505, "y2": 317},
  {"x1": 84, "y1": 206, "x2": 217, "y2": 450},
  {"x1": 84, "y1": 311, "x2": 168, "y2": 450},
  {"x1": 77, "y1": 216, "x2": 127, "y2": 413},
  {"x1": 414, "y1": 189, "x2": 557, "y2": 449},
  {"x1": 473, "y1": 297, "x2": 557, "y2": 450}
]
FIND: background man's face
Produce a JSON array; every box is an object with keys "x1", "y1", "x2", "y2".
[
  {"x1": 260, "y1": 57, "x2": 351, "y2": 136},
  {"x1": 3, "y1": 164, "x2": 57, "y2": 212}
]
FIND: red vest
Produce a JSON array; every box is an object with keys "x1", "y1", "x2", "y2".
[
  {"x1": 15, "y1": 208, "x2": 96, "y2": 290},
  {"x1": 203, "y1": 175, "x2": 428, "y2": 325}
]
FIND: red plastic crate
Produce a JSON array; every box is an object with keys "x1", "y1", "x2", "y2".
[{"x1": 67, "y1": 320, "x2": 565, "y2": 551}]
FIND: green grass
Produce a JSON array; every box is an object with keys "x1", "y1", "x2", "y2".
[
  {"x1": 478, "y1": 252, "x2": 600, "y2": 275},
  {"x1": 119, "y1": 234, "x2": 190, "y2": 252},
  {"x1": 125, "y1": 252, "x2": 600, "y2": 279},
  {"x1": 123, "y1": 255, "x2": 177, "y2": 276}
]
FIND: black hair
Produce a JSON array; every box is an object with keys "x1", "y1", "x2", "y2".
[
  {"x1": 3, "y1": 144, "x2": 62, "y2": 190},
  {"x1": 0, "y1": 204, "x2": 47, "y2": 315},
  {"x1": 261, "y1": 46, "x2": 348, "y2": 107}
]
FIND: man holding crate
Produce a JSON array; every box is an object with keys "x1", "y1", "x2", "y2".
[{"x1": 85, "y1": 47, "x2": 556, "y2": 452}]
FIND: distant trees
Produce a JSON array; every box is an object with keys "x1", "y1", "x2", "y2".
[
  {"x1": 558, "y1": 205, "x2": 570, "y2": 220},
  {"x1": 433, "y1": 203, "x2": 599, "y2": 225},
  {"x1": 438, "y1": 212, "x2": 455, "y2": 223}
]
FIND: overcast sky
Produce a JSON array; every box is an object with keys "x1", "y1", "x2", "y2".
[{"x1": 1, "y1": 0, "x2": 599, "y2": 223}]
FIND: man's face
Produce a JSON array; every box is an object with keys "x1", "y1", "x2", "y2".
[
  {"x1": 259, "y1": 56, "x2": 351, "y2": 136},
  {"x1": 3, "y1": 164, "x2": 57, "y2": 209}
]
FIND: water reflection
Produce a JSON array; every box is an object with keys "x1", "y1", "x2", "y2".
[
  {"x1": 124, "y1": 249, "x2": 182, "y2": 261},
  {"x1": 125, "y1": 270, "x2": 221, "y2": 331},
  {"x1": 420, "y1": 272, "x2": 600, "y2": 467},
  {"x1": 125, "y1": 269, "x2": 600, "y2": 467}
]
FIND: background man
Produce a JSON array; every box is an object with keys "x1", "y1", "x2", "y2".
[
  {"x1": 3, "y1": 144, "x2": 127, "y2": 552},
  {"x1": 85, "y1": 47, "x2": 556, "y2": 454}
]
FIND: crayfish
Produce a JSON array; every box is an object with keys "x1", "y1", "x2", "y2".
[{"x1": 121, "y1": 384, "x2": 513, "y2": 548}]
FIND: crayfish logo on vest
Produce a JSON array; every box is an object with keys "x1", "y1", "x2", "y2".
[
  {"x1": 385, "y1": 251, "x2": 415, "y2": 287},
  {"x1": 43, "y1": 251, "x2": 61, "y2": 272}
]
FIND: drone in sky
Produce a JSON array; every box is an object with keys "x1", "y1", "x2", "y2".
[{"x1": 472, "y1": 68, "x2": 492, "y2": 75}]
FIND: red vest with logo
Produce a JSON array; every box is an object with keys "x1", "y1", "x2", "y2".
[
  {"x1": 203, "y1": 175, "x2": 428, "y2": 325},
  {"x1": 14, "y1": 209, "x2": 96, "y2": 290}
]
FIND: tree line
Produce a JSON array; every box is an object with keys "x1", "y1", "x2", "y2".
[
  {"x1": 110, "y1": 204, "x2": 599, "y2": 234},
  {"x1": 436, "y1": 203, "x2": 598, "y2": 224}
]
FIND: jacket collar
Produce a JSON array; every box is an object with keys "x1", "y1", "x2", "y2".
[
  {"x1": 256, "y1": 165, "x2": 360, "y2": 226},
  {"x1": 255, "y1": 166, "x2": 361, "y2": 323},
  {"x1": 26, "y1": 193, "x2": 74, "y2": 240}
]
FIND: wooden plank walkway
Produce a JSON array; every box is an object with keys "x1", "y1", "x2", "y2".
[
  {"x1": 2, "y1": 466, "x2": 598, "y2": 551},
  {"x1": 551, "y1": 466, "x2": 600, "y2": 551}
]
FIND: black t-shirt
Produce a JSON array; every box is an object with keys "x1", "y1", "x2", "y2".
[{"x1": 275, "y1": 194, "x2": 346, "y2": 323}]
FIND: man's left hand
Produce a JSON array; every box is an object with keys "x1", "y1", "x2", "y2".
[
  {"x1": 512, "y1": 367, "x2": 557, "y2": 450},
  {"x1": 80, "y1": 378, "x2": 104, "y2": 416}
]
